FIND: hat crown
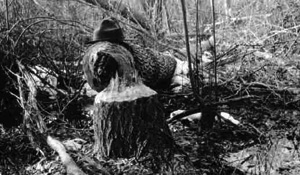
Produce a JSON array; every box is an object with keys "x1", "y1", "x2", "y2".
[{"x1": 92, "y1": 18, "x2": 124, "y2": 43}]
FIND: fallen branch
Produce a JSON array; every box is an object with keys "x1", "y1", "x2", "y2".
[
  {"x1": 167, "y1": 95, "x2": 255, "y2": 124},
  {"x1": 47, "y1": 136, "x2": 87, "y2": 175},
  {"x1": 217, "y1": 112, "x2": 240, "y2": 126},
  {"x1": 169, "y1": 109, "x2": 241, "y2": 127},
  {"x1": 167, "y1": 108, "x2": 202, "y2": 124}
]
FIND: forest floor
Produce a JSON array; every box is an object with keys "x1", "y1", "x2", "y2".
[
  {"x1": 1, "y1": 91, "x2": 300, "y2": 175},
  {"x1": 1, "y1": 1, "x2": 300, "y2": 174},
  {"x1": 1, "y1": 29, "x2": 300, "y2": 175}
]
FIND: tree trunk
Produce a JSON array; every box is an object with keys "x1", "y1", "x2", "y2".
[
  {"x1": 83, "y1": 42, "x2": 175, "y2": 169},
  {"x1": 93, "y1": 79, "x2": 173, "y2": 160}
]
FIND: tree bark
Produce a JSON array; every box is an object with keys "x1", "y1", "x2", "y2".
[
  {"x1": 83, "y1": 42, "x2": 175, "y2": 169},
  {"x1": 83, "y1": 42, "x2": 178, "y2": 92},
  {"x1": 93, "y1": 80, "x2": 173, "y2": 159}
]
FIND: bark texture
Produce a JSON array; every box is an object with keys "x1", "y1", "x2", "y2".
[
  {"x1": 83, "y1": 42, "x2": 177, "y2": 92},
  {"x1": 93, "y1": 82, "x2": 173, "y2": 159},
  {"x1": 83, "y1": 42, "x2": 175, "y2": 170}
]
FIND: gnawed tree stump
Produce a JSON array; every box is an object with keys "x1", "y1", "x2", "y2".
[
  {"x1": 83, "y1": 42, "x2": 175, "y2": 169},
  {"x1": 93, "y1": 78, "x2": 174, "y2": 159}
]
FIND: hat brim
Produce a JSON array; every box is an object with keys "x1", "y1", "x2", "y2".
[
  {"x1": 85, "y1": 39, "x2": 105, "y2": 45},
  {"x1": 85, "y1": 38, "x2": 126, "y2": 45}
]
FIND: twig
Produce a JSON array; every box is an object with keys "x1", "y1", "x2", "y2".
[
  {"x1": 5, "y1": 0, "x2": 9, "y2": 29},
  {"x1": 246, "y1": 123, "x2": 263, "y2": 136},
  {"x1": 118, "y1": 19, "x2": 189, "y2": 59},
  {"x1": 180, "y1": 0, "x2": 203, "y2": 104},
  {"x1": 210, "y1": 0, "x2": 218, "y2": 99},
  {"x1": 13, "y1": 18, "x2": 90, "y2": 49}
]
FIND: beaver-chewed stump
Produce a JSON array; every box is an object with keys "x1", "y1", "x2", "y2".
[
  {"x1": 93, "y1": 79, "x2": 174, "y2": 159},
  {"x1": 83, "y1": 42, "x2": 175, "y2": 169}
]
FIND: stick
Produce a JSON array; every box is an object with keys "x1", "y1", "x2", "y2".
[{"x1": 47, "y1": 136, "x2": 87, "y2": 175}]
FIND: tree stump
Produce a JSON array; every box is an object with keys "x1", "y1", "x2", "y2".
[
  {"x1": 83, "y1": 42, "x2": 175, "y2": 168},
  {"x1": 93, "y1": 78, "x2": 173, "y2": 159}
]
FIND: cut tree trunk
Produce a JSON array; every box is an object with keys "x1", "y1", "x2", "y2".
[
  {"x1": 83, "y1": 42, "x2": 178, "y2": 92},
  {"x1": 93, "y1": 78, "x2": 174, "y2": 159},
  {"x1": 83, "y1": 42, "x2": 175, "y2": 168}
]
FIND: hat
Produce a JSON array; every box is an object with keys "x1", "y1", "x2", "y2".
[{"x1": 87, "y1": 17, "x2": 124, "y2": 44}]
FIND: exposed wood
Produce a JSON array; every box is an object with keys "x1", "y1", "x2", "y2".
[
  {"x1": 93, "y1": 78, "x2": 174, "y2": 160},
  {"x1": 83, "y1": 42, "x2": 178, "y2": 92},
  {"x1": 83, "y1": 41, "x2": 175, "y2": 168},
  {"x1": 17, "y1": 62, "x2": 46, "y2": 152},
  {"x1": 47, "y1": 136, "x2": 87, "y2": 175},
  {"x1": 83, "y1": 42, "x2": 136, "y2": 92}
]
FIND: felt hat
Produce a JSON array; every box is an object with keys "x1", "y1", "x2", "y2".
[{"x1": 87, "y1": 17, "x2": 124, "y2": 44}]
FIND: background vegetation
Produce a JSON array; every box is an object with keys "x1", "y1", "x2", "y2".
[{"x1": 0, "y1": 0, "x2": 300, "y2": 174}]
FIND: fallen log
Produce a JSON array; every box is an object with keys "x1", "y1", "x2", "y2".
[{"x1": 84, "y1": 39, "x2": 179, "y2": 91}]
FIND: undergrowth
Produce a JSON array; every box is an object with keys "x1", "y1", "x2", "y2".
[{"x1": 0, "y1": 0, "x2": 300, "y2": 174}]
